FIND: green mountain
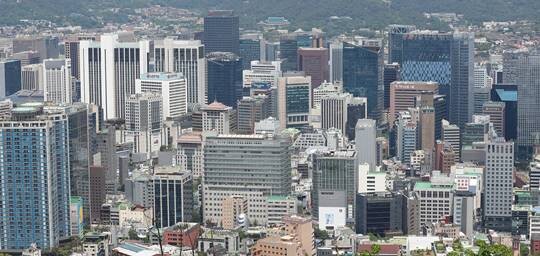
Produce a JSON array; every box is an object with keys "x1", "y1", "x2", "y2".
[{"x1": 2, "y1": 0, "x2": 540, "y2": 31}]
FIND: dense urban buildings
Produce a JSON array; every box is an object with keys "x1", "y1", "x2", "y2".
[{"x1": 0, "y1": 3, "x2": 538, "y2": 255}]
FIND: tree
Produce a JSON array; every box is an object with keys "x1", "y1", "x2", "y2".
[
  {"x1": 128, "y1": 228, "x2": 139, "y2": 240},
  {"x1": 314, "y1": 228, "x2": 329, "y2": 240},
  {"x1": 357, "y1": 244, "x2": 381, "y2": 256}
]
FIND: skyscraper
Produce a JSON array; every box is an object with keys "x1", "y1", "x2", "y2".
[
  {"x1": 203, "y1": 133, "x2": 291, "y2": 225},
  {"x1": 320, "y1": 93, "x2": 349, "y2": 133},
  {"x1": 242, "y1": 60, "x2": 282, "y2": 89},
  {"x1": 136, "y1": 72, "x2": 187, "y2": 119},
  {"x1": 206, "y1": 52, "x2": 242, "y2": 107},
  {"x1": 442, "y1": 119, "x2": 461, "y2": 162},
  {"x1": 298, "y1": 47, "x2": 329, "y2": 88},
  {"x1": 329, "y1": 41, "x2": 343, "y2": 83},
  {"x1": 21, "y1": 63, "x2": 43, "y2": 91},
  {"x1": 236, "y1": 95, "x2": 270, "y2": 134},
  {"x1": 482, "y1": 101, "x2": 505, "y2": 138},
  {"x1": 152, "y1": 167, "x2": 193, "y2": 228},
  {"x1": 0, "y1": 59, "x2": 21, "y2": 98},
  {"x1": 503, "y1": 51, "x2": 540, "y2": 156},
  {"x1": 342, "y1": 41, "x2": 384, "y2": 120},
  {"x1": 204, "y1": 10, "x2": 240, "y2": 54},
  {"x1": 387, "y1": 24, "x2": 416, "y2": 64},
  {"x1": 491, "y1": 84, "x2": 517, "y2": 141},
  {"x1": 64, "y1": 35, "x2": 97, "y2": 80},
  {"x1": 312, "y1": 150, "x2": 356, "y2": 223},
  {"x1": 389, "y1": 81, "x2": 438, "y2": 125},
  {"x1": 124, "y1": 93, "x2": 163, "y2": 155},
  {"x1": 400, "y1": 31, "x2": 474, "y2": 127},
  {"x1": 63, "y1": 103, "x2": 92, "y2": 224},
  {"x1": 0, "y1": 103, "x2": 70, "y2": 250},
  {"x1": 79, "y1": 33, "x2": 150, "y2": 120},
  {"x1": 483, "y1": 137, "x2": 514, "y2": 231},
  {"x1": 396, "y1": 112, "x2": 417, "y2": 164},
  {"x1": 384, "y1": 63, "x2": 400, "y2": 109},
  {"x1": 43, "y1": 58, "x2": 72, "y2": 104},
  {"x1": 355, "y1": 119, "x2": 377, "y2": 170},
  {"x1": 153, "y1": 39, "x2": 206, "y2": 105},
  {"x1": 239, "y1": 35, "x2": 261, "y2": 70},
  {"x1": 279, "y1": 34, "x2": 299, "y2": 72},
  {"x1": 277, "y1": 75, "x2": 312, "y2": 129},
  {"x1": 13, "y1": 36, "x2": 60, "y2": 61}
]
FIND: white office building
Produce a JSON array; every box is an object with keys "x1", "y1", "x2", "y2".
[
  {"x1": 483, "y1": 137, "x2": 514, "y2": 231},
  {"x1": 79, "y1": 32, "x2": 150, "y2": 119},
  {"x1": 243, "y1": 60, "x2": 282, "y2": 89},
  {"x1": 136, "y1": 72, "x2": 187, "y2": 119},
  {"x1": 21, "y1": 64, "x2": 43, "y2": 90},
  {"x1": 43, "y1": 58, "x2": 72, "y2": 104},
  {"x1": 154, "y1": 39, "x2": 206, "y2": 105}
]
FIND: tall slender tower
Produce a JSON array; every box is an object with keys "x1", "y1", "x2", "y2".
[
  {"x1": 154, "y1": 39, "x2": 206, "y2": 105},
  {"x1": 0, "y1": 103, "x2": 70, "y2": 250}
]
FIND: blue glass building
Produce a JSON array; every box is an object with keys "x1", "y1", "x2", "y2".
[
  {"x1": 152, "y1": 168, "x2": 193, "y2": 228},
  {"x1": 342, "y1": 42, "x2": 384, "y2": 120},
  {"x1": 206, "y1": 52, "x2": 243, "y2": 107},
  {"x1": 0, "y1": 103, "x2": 70, "y2": 250},
  {"x1": 239, "y1": 38, "x2": 261, "y2": 70},
  {"x1": 0, "y1": 59, "x2": 22, "y2": 98},
  {"x1": 400, "y1": 32, "x2": 474, "y2": 127}
]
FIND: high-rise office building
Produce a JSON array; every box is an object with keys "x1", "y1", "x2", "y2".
[
  {"x1": 79, "y1": 32, "x2": 150, "y2": 120},
  {"x1": 312, "y1": 150, "x2": 357, "y2": 223},
  {"x1": 483, "y1": 137, "x2": 514, "y2": 231},
  {"x1": 21, "y1": 63, "x2": 43, "y2": 91},
  {"x1": 277, "y1": 75, "x2": 312, "y2": 129},
  {"x1": 491, "y1": 84, "x2": 517, "y2": 141},
  {"x1": 389, "y1": 81, "x2": 438, "y2": 125},
  {"x1": 136, "y1": 72, "x2": 187, "y2": 119},
  {"x1": 297, "y1": 47, "x2": 329, "y2": 88},
  {"x1": 13, "y1": 36, "x2": 59, "y2": 61},
  {"x1": 279, "y1": 34, "x2": 299, "y2": 72},
  {"x1": 203, "y1": 133, "x2": 291, "y2": 225},
  {"x1": 207, "y1": 52, "x2": 242, "y2": 107},
  {"x1": 152, "y1": 167, "x2": 193, "y2": 228},
  {"x1": 64, "y1": 35, "x2": 97, "y2": 80},
  {"x1": 396, "y1": 112, "x2": 417, "y2": 164},
  {"x1": 342, "y1": 41, "x2": 384, "y2": 120},
  {"x1": 387, "y1": 24, "x2": 416, "y2": 64},
  {"x1": 239, "y1": 36, "x2": 261, "y2": 70},
  {"x1": 355, "y1": 119, "x2": 377, "y2": 170},
  {"x1": 195, "y1": 101, "x2": 235, "y2": 134},
  {"x1": 242, "y1": 60, "x2": 282, "y2": 89},
  {"x1": 236, "y1": 95, "x2": 270, "y2": 134},
  {"x1": 462, "y1": 115, "x2": 490, "y2": 147},
  {"x1": 177, "y1": 132, "x2": 204, "y2": 178},
  {"x1": 59, "y1": 103, "x2": 92, "y2": 224},
  {"x1": 262, "y1": 41, "x2": 279, "y2": 62},
  {"x1": 355, "y1": 192, "x2": 408, "y2": 236},
  {"x1": 400, "y1": 31, "x2": 474, "y2": 127},
  {"x1": 0, "y1": 103, "x2": 70, "y2": 250},
  {"x1": 413, "y1": 180, "x2": 454, "y2": 229},
  {"x1": 329, "y1": 41, "x2": 343, "y2": 83},
  {"x1": 473, "y1": 86, "x2": 491, "y2": 115},
  {"x1": 482, "y1": 101, "x2": 505, "y2": 138},
  {"x1": 320, "y1": 93, "x2": 349, "y2": 133},
  {"x1": 43, "y1": 58, "x2": 72, "y2": 104},
  {"x1": 204, "y1": 10, "x2": 240, "y2": 54},
  {"x1": 12, "y1": 51, "x2": 40, "y2": 66},
  {"x1": 503, "y1": 51, "x2": 540, "y2": 156},
  {"x1": 346, "y1": 97, "x2": 368, "y2": 140},
  {"x1": 153, "y1": 39, "x2": 206, "y2": 105},
  {"x1": 125, "y1": 93, "x2": 163, "y2": 155},
  {"x1": 313, "y1": 81, "x2": 344, "y2": 108},
  {"x1": 442, "y1": 119, "x2": 461, "y2": 162},
  {"x1": 95, "y1": 124, "x2": 118, "y2": 194},
  {"x1": 384, "y1": 63, "x2": 400, "y2": 109},
  {"x1": 0, "y1": 59, "x2": 21, "y2": 98}
]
